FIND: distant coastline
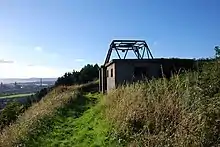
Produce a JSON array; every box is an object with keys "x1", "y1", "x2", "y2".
[{"x1": 0, "y1": 78, "x2": 57, "y2": 84}]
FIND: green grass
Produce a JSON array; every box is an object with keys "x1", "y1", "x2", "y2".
[
  {"x1": 0, "y1": 93, "x2": 34, "y2": 99},
  {"x1": 22, "y1": 93, "x2": 119, "y2": 147},
  {"x1": 105, "y1": 71, "x2": 220, "y2": 146},
  {"x1": 0, "y1": 86, "x2": 79, "y2": 147}
]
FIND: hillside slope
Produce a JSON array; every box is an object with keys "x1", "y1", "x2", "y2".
[
  {"x1": 23, "y1": 93, "x2": 118, "y2": 147},
  {"x1": 1, "y1": 60, "x2": 220, "y2": 147},
  {"x1": 0, "y1": 85, "x2": 81, "y2": 147},
  {"x1": 0, "y1": 82, "x2": 121, "y2": 147}
]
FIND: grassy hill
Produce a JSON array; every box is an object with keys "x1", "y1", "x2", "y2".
[
  {"x1": 23, "y1": 93, "x2": 117, "y2": 147},
  {"x1": 0, "y1": 83, "x2": 120, "y2": 147},
  {"x1": 1, "y1": 60, "x2": 220, "y2": 147}
]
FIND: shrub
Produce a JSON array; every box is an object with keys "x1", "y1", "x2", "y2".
[
  {"x1": 0, "y1": 101, "x2": 25, "y2": 131},
  {"x1": 198, "y1": 59, "x2": 220, "y2": 97}
]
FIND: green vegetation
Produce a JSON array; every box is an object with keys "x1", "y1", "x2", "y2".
[
  {"x1": 0, "y1": 86, "x2": 79, "y2": 147},
  {"x1": 215, "y1": 46, "x2": 220, "y2": 58},
  {"x1": 23, "y1": 93, "x2": 117, "y2": 147},
  {"x1": 0, "y1": 89, "x2": 53, "y2": 132},
  {"x1": 0, "y1": 63, "x2": 100, "y2": 139},
  {"x1": 1, "y1": 49, "x2": 220, "y2": 146},
  {"x1": 0, "y1": 82, "x2": 119, "y2": 147},
  {"x1": 0, "y1": 83, "x2": 108, "y2": 147},
  {"x1": 0, "y1": 93, "x2": 34, "y2": 99},
  {"x1": 104, "y1": 59, "x2": 220, "y2": 146},
  {"x1": 0, "y1": 102, "x2": 25, "y2": 131},
  {"x1": 55, "y1": 64, "x2": 99, "y2": 86}
]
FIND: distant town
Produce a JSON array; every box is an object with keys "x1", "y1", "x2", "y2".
[
  {"x1": 0, "y1": 78, "x2": 57, "y2": 110},
  {"x1": 0, "y1": 78, "x2": 57, "y2": 95}
]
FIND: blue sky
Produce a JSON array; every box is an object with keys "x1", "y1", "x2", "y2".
[{"x1": 0, "y1": 0, "x2": 220, "y2": 78}]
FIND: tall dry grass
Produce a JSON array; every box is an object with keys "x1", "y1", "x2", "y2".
[
  {"x1": 105, "y1": 72, "x2": 220, "y2": 146},
  {"x1": 0, "y1": 85, "x2": 79, "y2": 147}
]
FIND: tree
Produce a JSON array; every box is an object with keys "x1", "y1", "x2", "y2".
[
  {"x1": 79, "y1": 64, "x2": 99, "y2": 83},
  {"x1": 214, "y1": 46, "x2": 220, "y2": 59},
  {"x1": 55, "y1": 64, "x2": 99, "y2": 86},
  {"x1": 0, "y1": 101, "x2": 24, "y2": 130},
  {"x1": 35, "y1": 88, "x2": 48, "y2": 102}
]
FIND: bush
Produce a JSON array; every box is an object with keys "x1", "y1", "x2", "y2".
[
  {"x1": 0, "y1": 101, "x2": 25, "y2": 131},
  {"x1": 198, "y1": 59, "x2": 220, "y2": 97}
]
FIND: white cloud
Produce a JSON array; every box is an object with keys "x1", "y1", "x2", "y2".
[
  {"x1": 0, "y1": 44, "x2": 67, "y2": 78},
  {"x1": 34, "y1": 46, "x2": 43, "y2": 52},
  {"x1": 75, "y1": 58, "x2": 85, "y2": 62},
  {"x1": 0, "y1": 59, "x2": 14, "y2": 64},
  {"x1": 0, "y1": 63, "x2": 66, "y2": 78}
]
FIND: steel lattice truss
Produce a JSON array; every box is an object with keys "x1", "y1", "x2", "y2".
[{"x1": 104, "y1": 40, "x2": 153, "y2": 65}]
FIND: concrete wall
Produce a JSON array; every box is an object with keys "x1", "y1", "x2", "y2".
[
  {"x1": 99, "y1": 67, "x2": 107, "y2": 93},
  {"x1": 99, "y1": 68, "x2": 102, "y2": 92},
  {"x1": 104, "y1": 61, "x2": 162, "y2": 92},
  {"x1": 115, "y1": 61, "x2": 161, "y2": 86},
  {"x1": 106, "y1": 63, "x2": 116, "y2": 92},
  {"x1": 115, "y1": 61, "x2": 134, "y2": 85}
]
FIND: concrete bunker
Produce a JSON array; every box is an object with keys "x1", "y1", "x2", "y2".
[{"x1": 99, "y1": 40, "x2": 195, "y2": 93}]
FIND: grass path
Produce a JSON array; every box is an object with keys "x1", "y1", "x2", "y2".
[{"x1": 23, "y1": 93, "x2": 119, "y2": 147}]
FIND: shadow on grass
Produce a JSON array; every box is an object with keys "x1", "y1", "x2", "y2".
[{"x1": 56, "y1": 93, "x2": 97, "y2": 118}]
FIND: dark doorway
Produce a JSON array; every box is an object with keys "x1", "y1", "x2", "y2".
[{"x1": 134, "y1": 67, "x2": 149, "y2": 80}]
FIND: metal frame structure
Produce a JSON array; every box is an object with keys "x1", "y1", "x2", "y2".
[{"x1": 104, "y1": 40, "x2": 153, "y2": 65}]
